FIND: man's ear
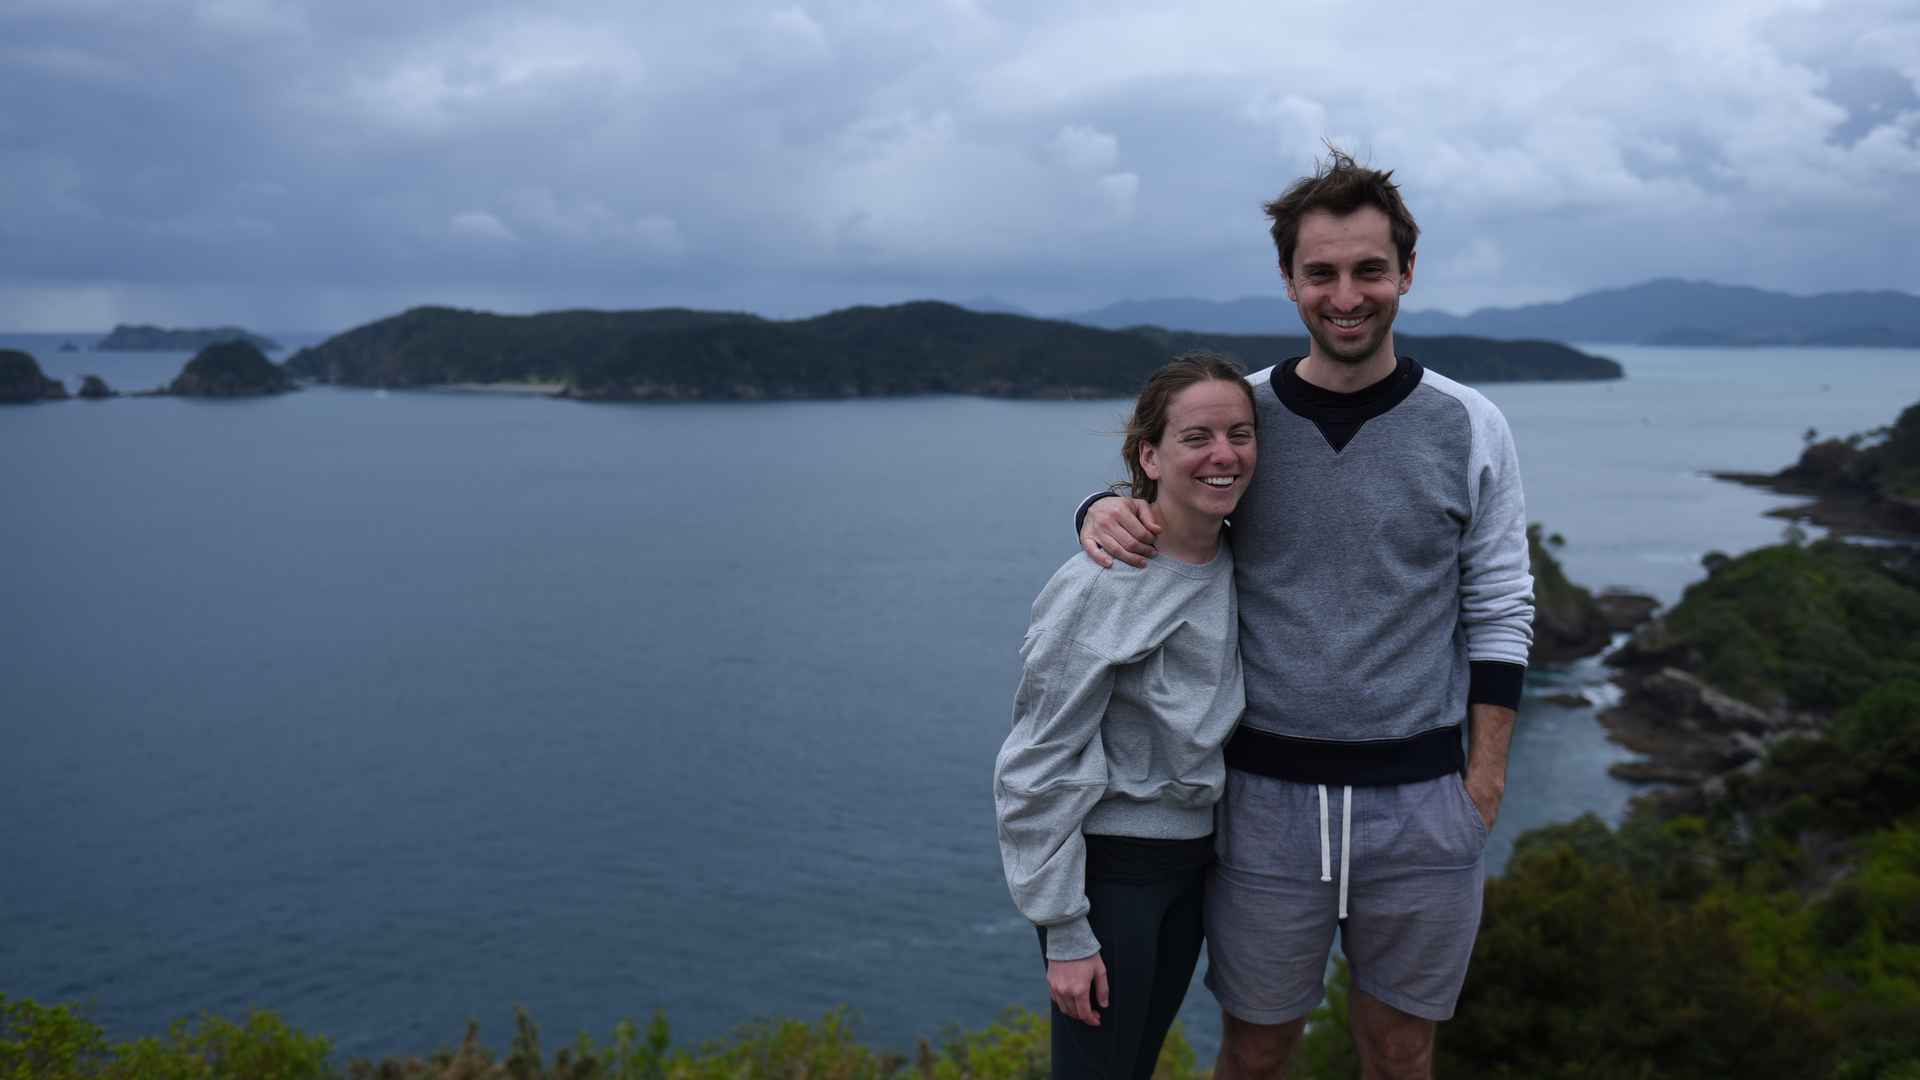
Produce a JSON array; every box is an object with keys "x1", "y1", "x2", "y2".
[
  {"x1": 1398, "y1": 250, "x2": 1416, "y2": 296},
  {"x1": 1282, "y1": 272, "x2": 1297, "y2": 302}
]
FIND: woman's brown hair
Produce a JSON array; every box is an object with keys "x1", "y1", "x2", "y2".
[{"x1": 1118, "y1": 353, "x2": 1257, "y2": 503}]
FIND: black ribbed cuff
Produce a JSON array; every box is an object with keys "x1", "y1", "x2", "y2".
[
  {"x1": 1468, "y1": 660, "x2": 1527, "y2": 711},
  {"x1": 1074, "y1": 490, "x2": 1117, "y2": 536}
]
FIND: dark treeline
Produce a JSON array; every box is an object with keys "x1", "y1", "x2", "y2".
[{"x1": 283, "y1": 302, "x2": 1622, "y2": 400}]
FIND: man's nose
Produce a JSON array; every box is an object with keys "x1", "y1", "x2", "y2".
[{"x1": 1331, "y1": 275, "x2": 1363, "y2": 309}]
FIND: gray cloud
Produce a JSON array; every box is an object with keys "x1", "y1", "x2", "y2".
[{"x1": 1, "y1": 0, "x2": 1915, "y2": 329}]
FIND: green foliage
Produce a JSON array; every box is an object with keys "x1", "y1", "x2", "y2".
[
  {"x1": 0, "y1": 1000, "x2": 1209, "y2": 1080},
  {"x1": 0, "y1": 995, "x2": 110, "y2": 1079},
  {"x1": 1443, "y1": 842, "x2": 1833, "y2": 1078},
  {"x1": 105, "y1": 1010, "x2": 332, "y2": 1080},
  {"x1": 1658, "y1": 540, "x2": 1920, "y2": 709}
]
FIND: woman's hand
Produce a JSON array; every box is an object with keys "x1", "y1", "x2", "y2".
[{"x1": 1047, "y1": 953, "x2": 1110, "y2": 1026}]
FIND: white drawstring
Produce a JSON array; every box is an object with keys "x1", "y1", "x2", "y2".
[
  {"x1": 1317, "y1": 784, "x2": 1332, "y2": 882},
  {"x1": 1338, "y1": 785, "x2": 1353, "y2": 921},
  {"x1": 1316, "y1": 783, "x2": 1354, "y2": 919}
]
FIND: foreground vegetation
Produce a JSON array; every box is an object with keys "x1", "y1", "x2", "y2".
[{"x1": 0, "y1": 998, "x2": 1209, "y2": 1079}]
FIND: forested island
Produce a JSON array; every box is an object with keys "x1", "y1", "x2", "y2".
[
  {"x1": 284, "y1": 302, "x2": 1621, "y2": 400},
  {"x1": 95, "y1": 324, "x2": 280, "y2": 352},
  {"x1": 0, "y1": 349, "x2": 68, "y2": 402},
  {"x1": 164, "y1": 341, "x2": 297, "y2": 397}
]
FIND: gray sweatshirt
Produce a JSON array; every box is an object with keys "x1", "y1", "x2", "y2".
[
  {"x1": 1226, "y1": 358, "x2": 1535, "y2": 784},
  {"x1": 994, "y1": 545, "x2": 1242, "y2": 961}
]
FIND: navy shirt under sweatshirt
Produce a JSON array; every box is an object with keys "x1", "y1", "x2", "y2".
[{"x1": 1081, "y1": 357, "x2": 1535, "y2": 786}]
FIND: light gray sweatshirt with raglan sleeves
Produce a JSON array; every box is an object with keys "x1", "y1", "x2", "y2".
[{"x1": 994, "y1": 546, "x2": 1242, "y2": 961}]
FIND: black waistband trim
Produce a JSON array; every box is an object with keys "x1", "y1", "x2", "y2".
[
  {"x1": 1224, "y1": 725, "x2": 1465, "y2": 786},
  {"x1": 1081, "y1": 833, "x2": 1214, "y2": 883}
]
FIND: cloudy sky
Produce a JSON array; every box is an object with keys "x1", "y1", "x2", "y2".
[{"x1": 3, "y1": 0, "x2": 1917, "y2": 331}]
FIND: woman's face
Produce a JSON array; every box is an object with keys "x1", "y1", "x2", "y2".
[{"x1": 1139, "y1": 379, "x2": 1256, "y2": 521}]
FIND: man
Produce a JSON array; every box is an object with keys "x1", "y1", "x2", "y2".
[{"x1": 1078, "y1": 150, "x2": 1534, "y2": 1079}]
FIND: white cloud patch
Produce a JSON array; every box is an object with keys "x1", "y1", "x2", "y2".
[
  {"x1": 1053, "y1": 125, "x2": 1118, "y2": 172},
  {"x1": 450, "y1": 211, "x2": 517, "y2": 242},
  {"x1": 765, "y1": 6, "x2": 830, "y2": 55}
]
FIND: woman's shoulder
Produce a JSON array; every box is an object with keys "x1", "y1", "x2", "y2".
[{"x1": 1029, "y1": 549, "x2": 1226, "y2": 641}]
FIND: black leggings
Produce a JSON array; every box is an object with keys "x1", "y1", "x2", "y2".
[{"x1": 1038, "y1": 834, "x2": 1212, "y2": 1080}]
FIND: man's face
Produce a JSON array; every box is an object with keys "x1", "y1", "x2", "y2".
[{"x1": 1284, "y1": 206, "x2": 1415, "y2": 369}]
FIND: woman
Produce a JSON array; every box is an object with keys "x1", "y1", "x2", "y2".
[{"x1": 994, "y1": 353, "x2": 1257, "y2": 1079}]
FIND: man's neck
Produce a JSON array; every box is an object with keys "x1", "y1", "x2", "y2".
[{"x1": 1296, "y1": 344, "x2": 1398, "y2": 394}]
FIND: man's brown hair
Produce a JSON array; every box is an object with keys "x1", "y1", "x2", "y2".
[{"x1": 1264, "y1": 147, "x2": 1419, "y2": 278}]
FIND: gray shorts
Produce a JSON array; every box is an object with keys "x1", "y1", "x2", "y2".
[{"x1": 1203, "y1": 769, "x2": 1488, "y2": 1023}]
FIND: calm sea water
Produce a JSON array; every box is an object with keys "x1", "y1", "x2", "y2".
[{"x1": 3, "y1": 338, "x2": 1916, "y2": 1062}]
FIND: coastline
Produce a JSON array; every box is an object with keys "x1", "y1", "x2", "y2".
[{"x1": 435, "y1": 381, "x2": 569, "y2": 396}]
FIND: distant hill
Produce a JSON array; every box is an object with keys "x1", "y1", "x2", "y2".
[
  {"x1": 285, "y1": 302, "x2": 1620, "y2": 401},
  {"x1": 1068, "y1": 296, "x2": 1296, "y2": 334},
  {"x1": 1070, "y1": 282, "x2": 1920, "y2": 346},
  {"x1": 96, "y1": 324, "x2": 280, "y2": 352},
  {"x1": 958, "y1": 296, "x2": 1033, "y2": 316}
]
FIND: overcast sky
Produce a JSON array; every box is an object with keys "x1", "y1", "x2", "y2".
[{"x1": 3, "y1": 0, "x2": 1917, "y2": 331}]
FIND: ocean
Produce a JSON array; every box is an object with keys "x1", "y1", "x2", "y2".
[{"x1": 3, "y1": 337, "x2": 1916, "y2": 1061}]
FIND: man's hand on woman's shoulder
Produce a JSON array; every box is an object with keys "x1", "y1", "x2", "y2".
[{"x1": 1081, "y1": 497, "x2": 1162, "y2": 569}]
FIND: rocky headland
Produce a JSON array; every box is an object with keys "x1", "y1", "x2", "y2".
[
  {"x1": 1715, "y1": 400, "x2": 1920, "y2": 537},
  {"x1": 1594, "y1": 400, "x2": 1920, "y2": 801},
  {"x1": 1526, "y1": 524, "x2": 1658, "y2": 666},
  {"x1": 96, "y1": 323, "x2": 279, "y2": 352},
  {"x1": 0, "y1": 349, "x2": 69, "y2": 402},
  {"x1": 165, "y1": 341, "x2": 296, "y2": 397}
]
